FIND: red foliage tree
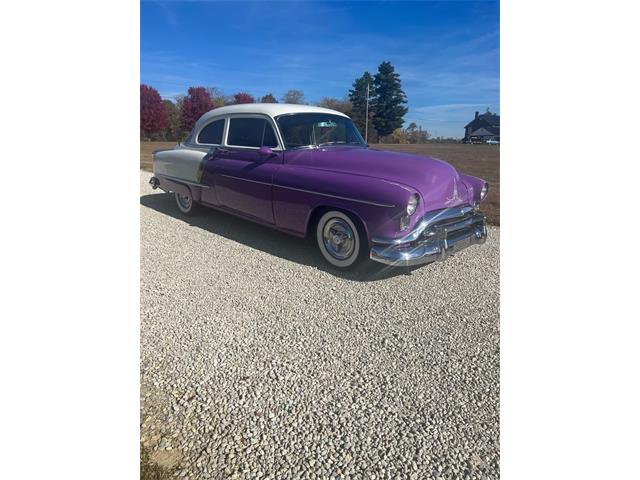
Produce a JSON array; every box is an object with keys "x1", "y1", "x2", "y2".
[
  {"x1": 140, "y1": 84, "x2": 167, "y2": 138},
  {"x1": 233, "y1": 92, "x2": 255, "y2": 104},
  {"x1": 180, "y1": 87, "x2": 214, "y2": 132}
]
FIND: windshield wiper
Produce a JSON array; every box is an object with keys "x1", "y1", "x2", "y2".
[
  {"x1": 318, "y1": 141, "x2": 366, "y2": 147},
  {"x1": 318, "y1": 141, "x2": 370, "y2": 147}
]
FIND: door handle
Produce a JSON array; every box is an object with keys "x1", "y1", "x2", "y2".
[{"x1": 208, "y1": 146, "x2": 231, "y2": 155}]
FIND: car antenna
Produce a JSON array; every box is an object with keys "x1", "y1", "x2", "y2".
[{"x1": 365, "y1": 82, "x2": 370, "y2": 143}]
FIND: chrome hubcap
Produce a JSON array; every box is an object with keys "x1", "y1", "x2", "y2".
[
  {"x1": 322, "y1": 218, "x2": 355, "y2": 260},
  {"x1": 177, "y1": 194, "x2": 191, "y2": 210}
]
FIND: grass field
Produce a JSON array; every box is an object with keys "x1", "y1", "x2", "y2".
[{"x1": 140, "y1": 141, "x2": 499, "y2": 225}]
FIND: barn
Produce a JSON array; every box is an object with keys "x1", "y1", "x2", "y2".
[{"x1": 464, "y1": 111, "x2": 500, "y2": 143}]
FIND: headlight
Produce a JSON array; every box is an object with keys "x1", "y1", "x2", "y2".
[
  {"x1": 407, "y1": 194, "x2": 419, "y2": 216},
  {"x1": 480, "y1": 183, "x2": 489, "y2": 200}
]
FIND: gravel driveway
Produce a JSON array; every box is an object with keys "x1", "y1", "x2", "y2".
[{"x1": 140, "y1": 172, "x2": 500, "y2": 479}]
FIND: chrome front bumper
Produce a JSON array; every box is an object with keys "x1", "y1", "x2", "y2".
[{"x1": 369, "y1": 205, "x2": 487, "y2": 266}]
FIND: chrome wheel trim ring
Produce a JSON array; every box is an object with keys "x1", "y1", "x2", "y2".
[
  {"x1": 316, "y1": 211, "x2": 361, "y2": 268},
  {"x1": 322, "y1": 218, "x2": 355, "y2": 260},
  {"x1": 175, "y1": 192, "x2": 192, "y2": 212}
]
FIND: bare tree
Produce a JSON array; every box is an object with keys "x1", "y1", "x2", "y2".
[
  {"x1": 282, "y1": 89, "x2": 305, "y2": 104},
  {"x1": 317, "y1": 97, "x2": 352, "y2": 114}
]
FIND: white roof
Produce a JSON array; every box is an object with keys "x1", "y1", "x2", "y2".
[{"x1": 194, "y1": 103, "x2": 349, "y2": 130}]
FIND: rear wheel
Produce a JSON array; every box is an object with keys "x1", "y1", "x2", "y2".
[
  {"x1": 315, "y1": 211, "x2": 366, "y2": 269},
  {"x1": 175, "y1": 192, "x2": 195, "y2": 215}
]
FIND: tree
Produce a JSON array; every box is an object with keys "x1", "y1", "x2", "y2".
[
  {"x1": 206, "y1": 87, "x2": 226, "y2": 108},
  {"x1": 348, "y1": 71, "x2": 375, "y2": 139},
  {"x1": 406, "y1": 122, "x2": 431, "y2": 143},
  {"x1": 260, "y1": 93, "x2": 278, "y2": 103},
  {"x1": 381, "y1": 123, "x2": 431, "y2": 144},
  {"x1": 162, "y1": 99, "x2": 182, "y2": 141},
  {"x1": 140, "y1": 84, "x2": 167, "y2": 139},
  {"x1": 232, "y1": 92, "x2": 255, "y2": 104},
  {"x1": 391, "y1": 128, "x2": 409, "y2": 144},
  {"x1": 282, "y1": 89, "x2": 305, "y2": 104},
  {"x1": 317, "y1": 97, "x2": 352, "y2": 115},
  {"x1": 372, "y1": 61, "x2": 408, "y2": 137},
  {"x1": 180, "y1": 87, "x2": 213, "y2": 132}
]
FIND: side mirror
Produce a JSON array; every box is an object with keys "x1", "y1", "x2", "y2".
[{"x1": 258, "y1": 146, "x2": 274, "y2": 156}]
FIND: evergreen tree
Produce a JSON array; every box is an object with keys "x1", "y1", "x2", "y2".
[
  {"x1": 372, "y1": 61, "x2": 408, "y2": 137},
  {"x1": 348, "y1": 71, "x2": 375, "y2": 138}
]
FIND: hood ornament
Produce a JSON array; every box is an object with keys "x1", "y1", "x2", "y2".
[{"x1": 445, "y1": 180, "x2": 463, "y2": 205}]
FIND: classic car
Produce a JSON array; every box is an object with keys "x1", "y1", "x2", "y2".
[{"x1": 150, "y1": 104, "x2": 488, "y2": 269}]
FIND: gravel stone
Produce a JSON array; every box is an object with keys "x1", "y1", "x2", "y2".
[{"x1": 140, "y1": 172, "x2": 500, "y2": 479}]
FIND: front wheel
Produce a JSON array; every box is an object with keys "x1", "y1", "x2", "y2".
[{"x1": 316, "y1": 211, "x2": 366, "y2": 269}]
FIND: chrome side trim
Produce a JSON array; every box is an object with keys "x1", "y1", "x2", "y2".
[
  {"x1": 219, "y1": 174, "x2": 272, "y2": 186},
  {"x1": 217, "y1": 174, "x2": 396, "y2": 208},
  {"x1": 371, "y1": 205, "x2": 476, "y2": 244},
  {"x1": 273, "y1": 184, "x2": 395, "y2": 208},
  {"x1": 152, "y1": 148, "x2": 175, "y2": 155},
  {"x1": 156, "y1": 174, "x2": 211, "y2": 189}
]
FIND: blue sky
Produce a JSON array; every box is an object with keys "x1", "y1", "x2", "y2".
[{"x1": 141, "y1": 0, "x2": 499, "y2": 138}]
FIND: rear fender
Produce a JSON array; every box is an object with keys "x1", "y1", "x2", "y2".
[
  {"x1": 156, "y1": 176, "x2": 197, "y2": 201},
  {"x1": 153, "y1": 146, "x2": 207, "y2": 183}
]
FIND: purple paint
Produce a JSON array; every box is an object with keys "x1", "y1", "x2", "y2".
[{"x1": 198, "y1": 144, "x2": 487, "y2": 244}]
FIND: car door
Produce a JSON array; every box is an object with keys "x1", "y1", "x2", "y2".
[{"x1": 205, "y1": 115, "x2": 283, "y2": 224}]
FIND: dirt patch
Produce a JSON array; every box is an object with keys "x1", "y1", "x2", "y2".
[{"x1": 140, "y1": 443, "x2": 179, "y2": 480}]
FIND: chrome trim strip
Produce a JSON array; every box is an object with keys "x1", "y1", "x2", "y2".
[
  {"x1": 371, "y1": 205, "x2": 476, "y2": 244},
  {"x1": 219, "y1": 174, "x2": 272, "y2": 186},
  {"x1": 274, "y1": 184, "x2": 395, "y2": 208},
  {"x1": 156, "y1": 174, "x2": 211, "y2": 189},
  {"x1": 217, "y1": 174, "x2": 396, "y2": 208}
]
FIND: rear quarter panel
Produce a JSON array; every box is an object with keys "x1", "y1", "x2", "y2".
[{"x1": 153, "y1": 145, "x2": 207, "y2": 183}]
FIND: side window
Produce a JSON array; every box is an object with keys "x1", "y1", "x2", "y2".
[
  {"x1": 228, "y1": 118, "x2": 279, "y2": 148},
  {"x1": 263, "y1": 122, "x2": 279, "y2": 148},
  {"x1": 197, "y1": 119, "x2": 224, "y2": 144}
]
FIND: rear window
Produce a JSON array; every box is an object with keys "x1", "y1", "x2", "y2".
[
  {"x1": 197, "y1": 119, "x2": 224, "y2": 144},
  {"x1": 228, "y1": 118, "x2": 278, "y2": 148}
]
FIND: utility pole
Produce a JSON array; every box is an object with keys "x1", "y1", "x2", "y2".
[{"x1": 365, "y1": 82, "x2": 370, "y2": 143}]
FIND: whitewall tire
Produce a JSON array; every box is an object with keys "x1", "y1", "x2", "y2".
[
  {"x1": 175, "y1": 192, "x2": 195, "y2": 214},
  {"x1": 316, "y1": 211, "x2": 363, "y2": 268}
]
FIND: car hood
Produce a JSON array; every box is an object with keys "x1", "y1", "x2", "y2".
[{"x1": 292, "y1": 146, "x2": 472, "y2": 211}]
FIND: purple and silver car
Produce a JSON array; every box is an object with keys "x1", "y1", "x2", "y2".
[{"x1": 150, "y1": 104, "x2": 488, "y2": 269}]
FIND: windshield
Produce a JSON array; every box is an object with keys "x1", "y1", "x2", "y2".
[{"x1": 276, "y1": 113, "x2": 366, "y2": 149}]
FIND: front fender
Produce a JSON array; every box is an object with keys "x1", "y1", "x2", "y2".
[
  {"x1": 272, "y1": 166, "x2": 418, "y2": 240},
  {"x1": 460, "y1": 174, "x2": 488, "y2": 204}
]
